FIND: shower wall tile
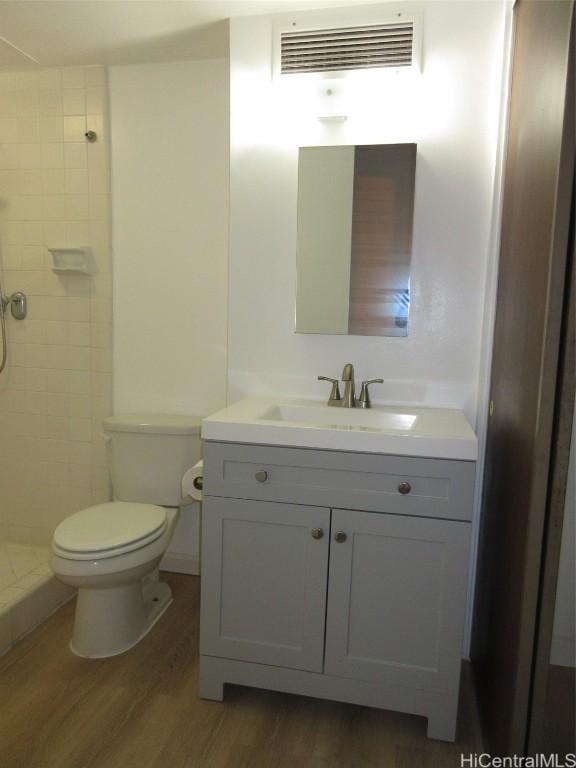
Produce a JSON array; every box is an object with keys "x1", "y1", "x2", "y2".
[{"x1": 0, "y1": 65, "x2": 112, "y2": 545}]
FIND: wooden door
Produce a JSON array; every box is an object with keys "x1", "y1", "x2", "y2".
[
  {"x1": 324, "y1": 509, "x2": 470, "y2": 692},
  {"x1": 200, "y1": 496, "x2": 330, "y2": 672},
  {"x1": 472, "y1": 0, "x2": 575, "y2": 755}
]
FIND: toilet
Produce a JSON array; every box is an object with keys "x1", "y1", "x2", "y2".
[{"x1": 52, "y1": 414, "x2": 201, "y2": 659}]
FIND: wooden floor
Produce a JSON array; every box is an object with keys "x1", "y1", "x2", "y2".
[{"x1": 0, "y1": 574, "x2": 482, "y2": 768}]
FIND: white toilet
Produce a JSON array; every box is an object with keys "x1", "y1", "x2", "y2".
[{"x1": 52, "y1": 414, "x2": 201, "y2": 659}]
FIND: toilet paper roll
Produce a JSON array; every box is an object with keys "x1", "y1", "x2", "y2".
[{"x1": 182, "y1": 460, "x2": 203, "y2": 502}]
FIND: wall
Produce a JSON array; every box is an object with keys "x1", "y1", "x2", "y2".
[
  {"x1": 109, "y1": 59, "x2": 229, "y2": 418},
  {"x1": 228, "y1": 2, "x2": 507, "y2": 424},
  {"x1": 109, "y1": 58, "x2": 229, "y2": 573},
  {"x1": 551, "y1": 399, "x2": 575, "y2": 667},
  {"x1": 0, "y1": 65, "x2": 112, "y2": 545}
]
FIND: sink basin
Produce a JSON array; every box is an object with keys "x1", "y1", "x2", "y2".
[
  {"x1": 265, "y1": 403, "x2": 419, "y2": 432},
  {"x1": 202, "y1": 397, "x2": 478, "y2": 461}
]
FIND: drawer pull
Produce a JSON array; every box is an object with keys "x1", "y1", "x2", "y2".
[
  {"x1": 255, "y1": 470, "x2": 269, "y2": 483},
  {"x1": 311, "y1": 528, "x2": 324, "y2": 539},
  {"x1": 398, "y1": 481, "x2": 412, "y2": 495},
  {"x1": 334, "y1": 531, "x2": 347, "y2": 543}
]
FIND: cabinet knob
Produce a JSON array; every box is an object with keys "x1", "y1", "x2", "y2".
[
  {"x1": 334, "y1": 531, "x2": 347, "y2": 543},
  {"x1": 255, "y1": 470, "x2": 268, "y2": 483},
  {"x1": 398, "y1": 481, "x2": 412, "y2": 495},
  {"x1": 311, "y1": 528, "x2": 324, "y2": 539}
]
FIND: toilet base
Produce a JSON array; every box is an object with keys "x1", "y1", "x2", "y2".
[{"x1": 70, "y1": 578, "x2": 173, "y2": 659}]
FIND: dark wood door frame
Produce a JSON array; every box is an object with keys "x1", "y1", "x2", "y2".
[
  {"x1": 527, "y1": 185, "x2": 575, "y2": 754},
  {"x1": 472, "y1": 0, "x2": 575, "y2": 756}
]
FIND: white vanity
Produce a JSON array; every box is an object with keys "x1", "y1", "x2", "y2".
[{"x1": 198, "y1": 395, "x2": 477, "y2": 742}]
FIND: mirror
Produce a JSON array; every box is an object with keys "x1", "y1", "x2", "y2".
[{"x1": 295, "y1": 143, "x2": 417, "y2": 337}]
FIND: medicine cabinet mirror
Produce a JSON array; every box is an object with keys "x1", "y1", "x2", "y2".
[{"x1": 295, "y1": 143, "x2": 417, "y2": 337}]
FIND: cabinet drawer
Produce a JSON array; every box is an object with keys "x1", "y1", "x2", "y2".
[{"x1": 204, "y1": 442, "x2": 475, "y2": 522}]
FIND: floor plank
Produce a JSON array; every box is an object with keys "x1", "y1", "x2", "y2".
[{"x1": 0, "y1": 574, "x2": 481, "y2": 768}]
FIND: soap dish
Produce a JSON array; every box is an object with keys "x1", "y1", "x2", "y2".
[{"x1": 49, "y1": 247, "x2": 96, "y2": 275}]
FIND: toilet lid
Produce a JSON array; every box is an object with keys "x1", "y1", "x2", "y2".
[{"x1": 53, "y1": 502, "x2": 167, "y2": 559}]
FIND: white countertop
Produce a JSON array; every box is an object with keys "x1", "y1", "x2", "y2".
[{"x1": 202, "y1": 397, "x2": 478, "y2": 461}]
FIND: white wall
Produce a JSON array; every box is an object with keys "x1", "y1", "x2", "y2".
[
  {"x1": 551, "y1": 399, "x2": 576, "y2": 667},
  {"x1": 110, "y1": 59, "x2": 229, "y2": 418},
  {"x1": 228, "y1": 2, "x2": 507, "y2": 425}
]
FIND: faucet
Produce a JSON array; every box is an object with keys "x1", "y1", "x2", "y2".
[
  {"x1": 318, "y1": 363, "x2": 384, "y2": 408},
  {"x1": 341, "y1": 363, "x2": 356, "y2": 408}
]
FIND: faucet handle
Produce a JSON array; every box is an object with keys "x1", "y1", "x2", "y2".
[
  {"x1": 318, "y1": 376, "x2": 341, "y2": 405},
  {"x1": 358, "y1": 378, "x2": 384, "y2": 409}
]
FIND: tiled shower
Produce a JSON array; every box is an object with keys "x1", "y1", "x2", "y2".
[{"x1": 0, "y1": 65, "x2": 112, "y2": 652}]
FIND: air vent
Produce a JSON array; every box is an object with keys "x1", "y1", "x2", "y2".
[{"x1": 280, "y1": 22, "x2": 413, "y2": 75}]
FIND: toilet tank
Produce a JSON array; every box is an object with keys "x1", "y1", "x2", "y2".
[{"x1": 103, "y1": 414, "x2": 202, "y2": 506}]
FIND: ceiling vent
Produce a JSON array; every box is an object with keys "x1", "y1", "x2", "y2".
[{"x1": 280, "y1": 22, "x2": 414, "y2": 75}]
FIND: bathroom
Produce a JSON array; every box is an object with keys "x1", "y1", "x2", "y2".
[{"x1": 0, "y1": 0, "x2": 573, "y2": 765}]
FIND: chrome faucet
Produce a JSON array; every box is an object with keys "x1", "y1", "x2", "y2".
[{"x1": 318, "y1": 363, "x2": 384, "y2": 409}]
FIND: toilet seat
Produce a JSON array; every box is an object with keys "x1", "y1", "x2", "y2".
[{"x1": 53, "y1": 502, "x2": 168, "y2": 561}]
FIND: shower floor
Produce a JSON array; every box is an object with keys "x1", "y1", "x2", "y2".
[
  {"x1": 0, "y1": 542, "x2": 51, "y2": 598},
  {"x1": 0, "y1": 541, "x2": 73, "y2": 655}
]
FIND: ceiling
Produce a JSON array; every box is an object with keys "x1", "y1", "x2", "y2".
[{"x1": 0, "y1": 0, "x2": 380, "y2": 70}]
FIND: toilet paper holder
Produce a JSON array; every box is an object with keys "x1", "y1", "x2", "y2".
[{"x1": 182, "y1": 460, "x2": 204, "y2": 501}]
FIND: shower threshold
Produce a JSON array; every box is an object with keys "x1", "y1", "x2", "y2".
[{"x1": 0, "y1": 542, "x2": 74, "y2": 655}]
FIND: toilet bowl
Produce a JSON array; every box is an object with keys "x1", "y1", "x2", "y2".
[
  {"x1": 52, "y1": 502, "x2": 179, "y2": 658},
  {"x1": 51, "y1": 413, "x2": 202, "y2": 659}
]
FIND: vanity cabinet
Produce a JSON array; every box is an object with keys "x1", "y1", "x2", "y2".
[{"x1": 199, "y1": 441, "x2": 475, "y2": 742}]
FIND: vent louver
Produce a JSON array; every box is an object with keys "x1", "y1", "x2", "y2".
[{"x1": 280, "y1": 22, "x2": 414, "y2": 75}]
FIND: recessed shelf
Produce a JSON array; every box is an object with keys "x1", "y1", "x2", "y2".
[{"x1": 49, "y1": 247, "x2": 96, "y2": 275}]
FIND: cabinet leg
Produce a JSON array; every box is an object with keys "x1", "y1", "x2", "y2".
[
  {"x1": 426, "y1": 699, "x2": 458, "y2": 742},
  {"x1": 199, "y1": 677, "x2": 224, "y2": 701},
  {"x1": 199, "y1": 656, "x2": 225, "y2": 701}
]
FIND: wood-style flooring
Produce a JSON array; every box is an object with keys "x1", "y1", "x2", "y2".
[{"x1": 0, "y1": 573, "x2": 482, "y2": 768}]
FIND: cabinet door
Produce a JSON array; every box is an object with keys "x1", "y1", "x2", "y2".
[
  {"x1": 325, "y1": 509, "x2": 470, "y2": 692},
  {"x1": 200, "y1": 497, "x2": 330, "y2": 672}
]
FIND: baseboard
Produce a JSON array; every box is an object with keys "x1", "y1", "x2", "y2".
[{"x1": 160, "y1": 552, "x2": 200, "y2": 576}]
